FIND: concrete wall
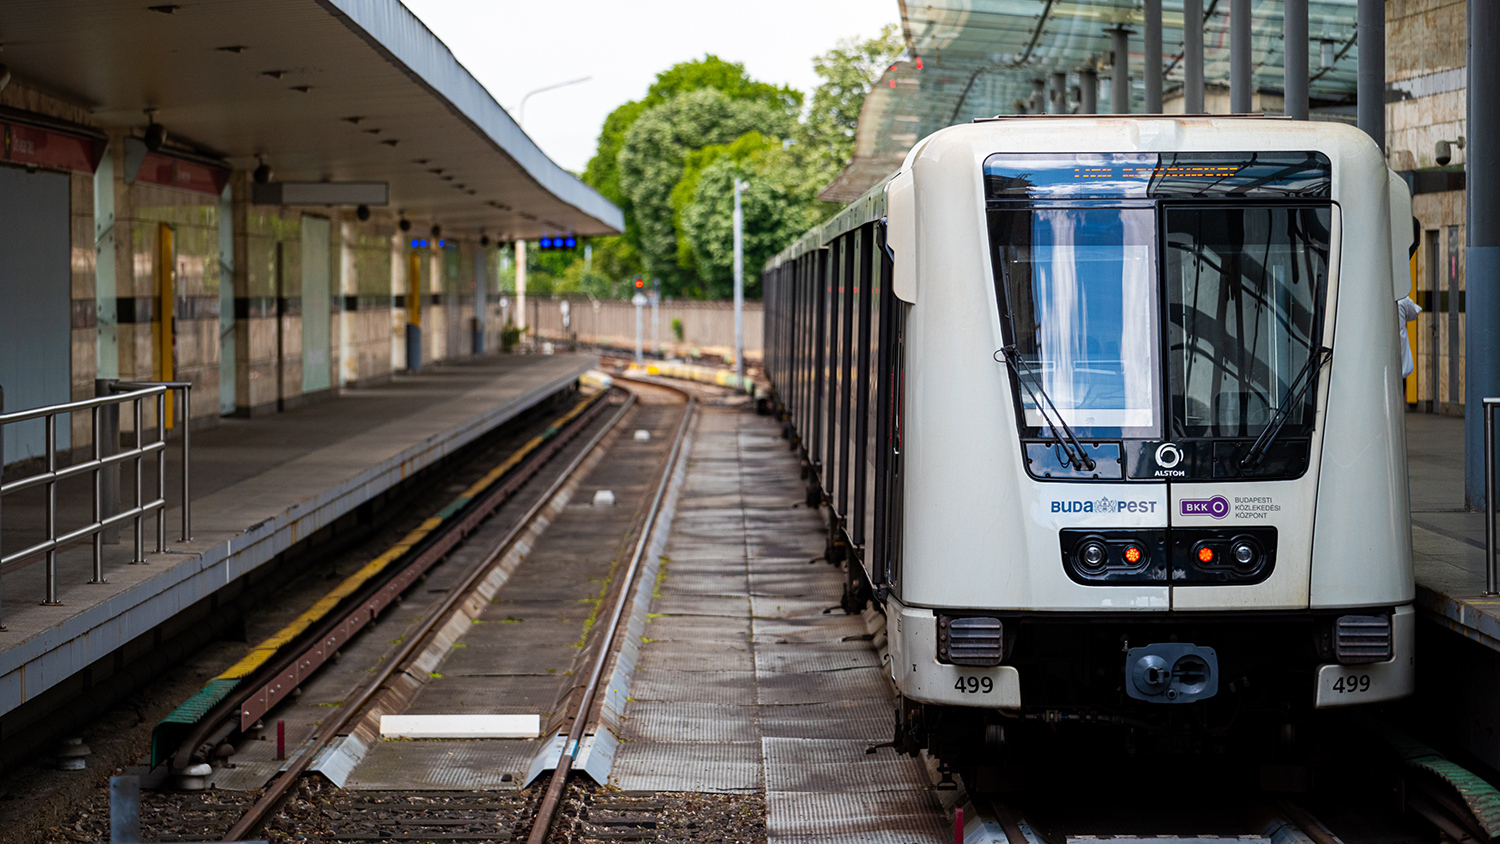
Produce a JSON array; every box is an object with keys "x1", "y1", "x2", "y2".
[
  {"x1": 0, "y1": 102, "x2": 508, "y2": 465},
  {"x1": 528, "y1": 296, "x2": 764, "y2": 361}
]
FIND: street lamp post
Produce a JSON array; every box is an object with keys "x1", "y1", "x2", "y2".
[
  {"x1": 733, "y1": 179, "x2": 748, "y2": 381},
  {"x1": 516, "y1": 76, "x2": 591, "y2": 129}
]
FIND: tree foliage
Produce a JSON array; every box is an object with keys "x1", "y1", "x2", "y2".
[
  {"x1": 618, "y1": 89, "x2": 794, "y2": 295},
  {"x1": 801, "y1": 24, "x2": 907, "y2": 180},
  {"x1": 677, "y1": 133, "x2": 830, "y2": 299},
  {"x1": 567, "y1": 34, "x2": 903, "y2": 300}
]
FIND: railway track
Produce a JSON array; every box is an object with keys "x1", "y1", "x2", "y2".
[
  {"x1": 39, "y1": 366, "x2": 1496, "y2": 844},
  {"x1": 207, "y1": 375, "x2": 696, "y2": 843}
]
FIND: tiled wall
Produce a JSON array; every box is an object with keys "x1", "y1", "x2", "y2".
[
  {"x1": 1387, "y1": 0, "x2": 1467, "y2": 411},
  {"x1": 19, "y1": 131, "x2": 506, "y2": 457}
]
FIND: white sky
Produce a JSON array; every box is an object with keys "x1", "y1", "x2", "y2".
[{"x1": 400, "y1": 1, "x2": 901, "y2": 174}]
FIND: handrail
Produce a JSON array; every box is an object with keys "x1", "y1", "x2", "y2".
[
  {"x1": 0, "y1": 386, "x2": 163, "y2": 425},
  {"x1": 1485, "y1": 398, "x2": 1500, "y2": 596},
  {"x1": 0, "y1": 380, "x2": 193, "y2": 625},
  {"x1": 113, "y1": 381, "x2": 192, "y2": 546}
]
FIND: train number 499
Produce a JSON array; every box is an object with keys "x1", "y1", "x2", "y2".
[
  {"x1": 1331, "y1": 674, "x2": 1371, "y2": 693},
  {"x1": 955, "y1": 676, "x2": 993, "y2": 694}
]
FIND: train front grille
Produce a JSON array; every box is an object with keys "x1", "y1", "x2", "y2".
[
  {"x1": 938, "y1": 615, "x2": 1003, "y2": 666},
  {"x1": 1334, "y1": 614, "x2": 1392, "y2": 664}
]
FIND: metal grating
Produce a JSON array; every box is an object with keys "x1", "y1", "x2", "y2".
[
  {"x1": 938, "y1": 615, "x2": 1003, "y2": 667},
  {"x1": 1335, "y1": 614, "x2": 1392, "y2": 664},
  {"x1": 609, "y1": 740, "x2": 764, "y2": 793},
  {"x1": 766, "y1": 791, "x2": 948, "y2": 844},
  {"x1": 345, "y1": 738, "x2": 540, "y2": 791}
]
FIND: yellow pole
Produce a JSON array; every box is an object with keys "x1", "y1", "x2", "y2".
[
  {"x1": 407, "y1": 250, "x2": 422, "y2": 328},
  {"x1": 157, "y1": 222, "x2": 175, "y2": 429},
  {"x1": 1407, "y1": 245, "x2": 1419, "y2": 405}
]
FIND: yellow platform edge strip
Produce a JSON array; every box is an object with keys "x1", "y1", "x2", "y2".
[{"x1": 214, "y1": 390, "x2": 603, "y2": 682}]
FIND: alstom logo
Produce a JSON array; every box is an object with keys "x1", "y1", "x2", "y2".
[{"x1": 1180, "y1": 495, "x2": 1230, "y2": 519}]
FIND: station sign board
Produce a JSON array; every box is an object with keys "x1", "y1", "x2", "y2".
[{"x1": 1, "y1": 121, "x2": 105, "y2": 173}]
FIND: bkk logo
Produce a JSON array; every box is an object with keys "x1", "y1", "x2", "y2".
[{"x1": 1180, "y1": 495, "x2": 1230, "y2": 519}]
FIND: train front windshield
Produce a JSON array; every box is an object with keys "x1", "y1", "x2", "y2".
[
  {"x1": 992, "y1": 206, "x2": 1161, "y2": 438},
  {"x1": 985, "y1": 152, "x2": 1333, "y2": 453}
]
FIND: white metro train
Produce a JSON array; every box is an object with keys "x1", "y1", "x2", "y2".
[{"x1": 761, "y1": 117, "x2": 1416, "y2": 767}]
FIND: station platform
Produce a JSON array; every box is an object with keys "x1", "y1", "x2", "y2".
[
  {"x1": 1405, "y1": 412, "x2": 1500, "y2": 650},
  {"x1": 0, "y1": 353, "x2": 595, "y2": 725}
]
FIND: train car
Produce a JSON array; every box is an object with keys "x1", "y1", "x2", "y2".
[{"x1": 761, "y1": 116, "x2": 1415, "y2": 770}]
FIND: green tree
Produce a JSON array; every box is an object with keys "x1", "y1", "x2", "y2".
[
  {"x1": 618, "y1": 89, "x2": 794, "y2": 295},
  {"x1": 579, "y1": 56, "x2": 800, "y2": 294},
  {"x1": 677, "y1": 136, "x2": 830, "y2": 299},
  {"x1": 801, "y1": 24, "x2": 907, "y2": 180}
]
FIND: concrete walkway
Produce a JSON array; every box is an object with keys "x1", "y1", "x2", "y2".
[
  {"x1": 610, "y1": 406, "x2": 947, "y2": 844},
  {"x1": 1404, "y1": 412, "x2": 1500, "y2": 649},
  {"x1": 0, "y1": 353, "x2": 594, "y2": 724}
]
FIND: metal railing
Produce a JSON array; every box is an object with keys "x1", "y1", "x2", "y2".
[
  {"x1": 0, "y1": 381, "x2": 192, "y2": 620},
  {"x1": 1486, "y1": 397, "x2": 1500, "y2": 596}
]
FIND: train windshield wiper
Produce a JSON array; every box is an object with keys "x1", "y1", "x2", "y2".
[
  {"x1": 1240, "y1": 345, "x2": 1332, "y2": 469},
  {"x1": 999, "y1": 345, "x2": 1096, "y2": 472}
]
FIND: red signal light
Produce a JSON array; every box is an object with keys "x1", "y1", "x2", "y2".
[
  {"x1": 915, "y1": 57, "x2": 923, "y2": 69},
  {"x1": 634, "y1": 278, "x2": 645, "y2": 289},
  {"x1": 1197, "y1": 546, "x2": 1215, "y2": 564},
  {"x1": 1123, "y1": 545, "x2": 1143, "y2": 564}
]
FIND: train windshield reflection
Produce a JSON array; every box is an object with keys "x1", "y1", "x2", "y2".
[
  {"x1": 994, "y1": 206, "x2": 1162, "y2": 438},
  {"x1": 1166, "y1": 205, "x2": 1332, "y2": 438}
]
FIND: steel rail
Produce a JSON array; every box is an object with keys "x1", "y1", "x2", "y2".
[
  {"x1": 221, "y1": 390, "x2": 636, "y2": 842},
  {"x1": 168, "y1": 392, "x2": 613, "y2": 772},
  {"x1": 525, "y1": 377, "x2": 696, "y2": 844}
]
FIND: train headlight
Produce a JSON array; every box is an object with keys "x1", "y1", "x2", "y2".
[
  {"x1": 1229, "y1": 536, "x2": 1262, "y2": 571},
  {"x1": 1078, "y1": 540, "x2": 1108, "y2": 571}
]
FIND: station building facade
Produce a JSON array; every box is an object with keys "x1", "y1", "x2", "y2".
[{"x1": 3, "y1": 109, "x2": 505, "y2": 464}]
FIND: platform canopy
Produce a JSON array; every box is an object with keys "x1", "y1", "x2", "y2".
[
  {"x1": 0, "y1": 0, "x2": 623, "y2": 239},
  {"x1": 822, "y1": 0, "x2": 1362, "y2": 201}
]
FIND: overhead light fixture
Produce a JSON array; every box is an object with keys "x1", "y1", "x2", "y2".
[
  {"x1": 412, "y1": 159, "x2": 429, "y2": 165},
  {"x1": 261, "y1": 70, "x2": 286, "y2": 79},
  {"x1": 399, "y1": 217, "x2": 411, "y2": 232},
  {"x1": 143, "y1": 109, "x2": 167, "y2": 151},
  {"x1": 216, "y1": 45, "x2": 248, "y2": 54},
  {"x1": 363, "y1": 128, "x2": 381, "y2": 135},
  {"x1": 290, "y1": 85, "x2": 312, "y2": 93},
  {"x1": 253, "y1": 160, "x2": 273, "y2": 184},
  {"x1": 343, "y1": 116, "x2": 365, "y2": 124},
  {"x1": 431, "y1": 224, "x2": 442, "y2": 238},
  {"x1": 148, "y1": 4, "x2": 180, "y2": 13},
  {"x1": 356, "y1": 204, "x2": 371, "y2": 221},
  {"x1": 381, "y1": 139, "x2": 399, "y2": 147}
]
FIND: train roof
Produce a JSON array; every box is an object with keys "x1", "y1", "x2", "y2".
[{"x1": 766, "y1": 116, "x2": 1383, "y2": 273}]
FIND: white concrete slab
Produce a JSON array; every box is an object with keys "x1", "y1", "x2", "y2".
[{"x1": 379, "y1": 713, "x2": 541, "y2": 739}]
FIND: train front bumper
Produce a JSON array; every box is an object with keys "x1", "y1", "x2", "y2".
[
  {"x1": 886, "y1": 598, "x2": 1414, "y2": 710},
  {"x1": 887, "y1": 596, "x2": 1022, "y2": 708}
]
